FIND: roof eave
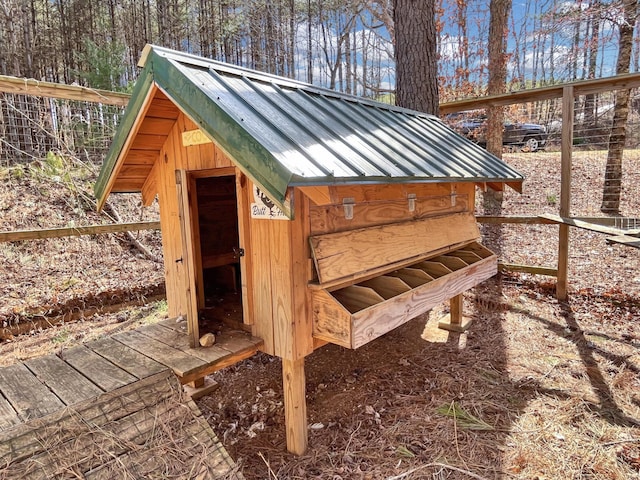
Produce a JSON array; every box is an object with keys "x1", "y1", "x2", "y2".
[
  {"x1": 288, "y1": 174, "x2": 524, "y2": 190},
  {"x1": 94, "y1": 66, "x2": 156, "y2": 211}
]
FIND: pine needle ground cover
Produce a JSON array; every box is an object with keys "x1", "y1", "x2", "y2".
[{"x1": 0, "y1": 150, "x2": 639, "y2": 478}]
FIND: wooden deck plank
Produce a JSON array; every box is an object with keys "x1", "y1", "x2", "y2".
[
  {"x1": 86, "y1": 337, "x2": 166, "y2": 379},
  {"x1": 158, "y1": 317, "x2": 263, "y2": 353},
  {"x1": 113, "y1": 330, "x2": 205, "y2": 377},
  {"x1": 0, "y1": 394, "x2": 20, "y2": 431},
  {"x1": 0, "y1": 363, "x2": 64, "y2": 422},
  {"x1": 0, "y1": 370, "x2": 176, "y2": 466},
  {"x1": 24, "y1": 355, "x2": 102, "y2": 405},
  {"x1": 137, "y1": 324, "x2": 229, "y2": 363},
  {"x1": 61, "y1": 346, "x2": 137, "y2": 391}
]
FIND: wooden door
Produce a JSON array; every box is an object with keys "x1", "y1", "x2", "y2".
[{"x1": 176, "y1": 169, "x2": 200, "y2": 348}]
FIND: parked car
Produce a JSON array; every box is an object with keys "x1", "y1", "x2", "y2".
[{"x1": 448, "y1": 113, "x2": 548, "y2": 152}]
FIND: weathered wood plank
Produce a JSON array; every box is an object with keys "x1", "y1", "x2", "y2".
[
  {"x1": 157, "y1": 318, "x2": 263, "y2": 354},
  {"x1": 0, "y1": 74, "x2": 130, "y2": 106},
  {"x1": 83, "y1": 400, "x2": 240, "y2": 479},
  {"x1": 113, "y1": 330, "x2": 205, "y2": 377},
  {"x1": 0, "y1": 370, "x2": 176, "y2": 466},
  {"x1": 477, "y1": 215, "x2": 557, "y2": 225},
  {"x1": 0, "y1": 363, "x2": 64, "y2": 422},
  {"x1": 0, "y1": 221, "x2": 159, "y2": 243},
  {"x1": 0, "y1": 394, "x2": 20, "y2": 431},
  {"x1": 310, "y1": 212, "x2": 480, "y2": 284},
  {"x1": 24, "y1": 355, "x2": 102, "y2": 406},
  {"x1": 499, "y1": 263, "x2": 558, "y2": 276},
  {"x1": 540, "y1": 213, "x2": 638, "y2": 236},
  {"x1": 1, "y1": 375, "x2": 182, "y2": 479},
  {"x1": 61, "y1": 346, "x2": 137, "y2": 391},
  {"x1": 606, "y1": 234, "x2": 640, "y2": 248},
  {"x1": 136, "y1": 324, "x2": 228, "y2": 364},
  {"x1": 439, "y1": 72, "x2": 640, "y2": 115},
  {"x1": 86, "y1": 337, "x2": 166, "y2": 379}
]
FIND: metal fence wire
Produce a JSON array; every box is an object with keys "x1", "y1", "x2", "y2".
[{"x1": 0, "y1": 92, "x2": 123, "y2": 167}]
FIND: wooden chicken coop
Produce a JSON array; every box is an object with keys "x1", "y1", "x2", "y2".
[{"x1": 95, "y1": 45, "x2": 524, "y2": 454}]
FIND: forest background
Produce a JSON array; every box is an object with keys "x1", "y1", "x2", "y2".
[{"x1": 1, "y1": 0, "x2": 637, "y2": 101}]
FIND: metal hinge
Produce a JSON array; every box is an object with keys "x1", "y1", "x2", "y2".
[
  {"x1": 408, "y1": 193, "x2": 416, "y2": 212},
  {"x1": 343, "y1": 197, "x2": 355, "y2": 220},
  {"x1": 233, "y1": 247, "x2": 245, "y2": 259}
]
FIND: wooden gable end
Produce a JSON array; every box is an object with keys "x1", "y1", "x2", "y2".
[{"x1": 110, "y1": 90, "x2": 180, "y2": 194}]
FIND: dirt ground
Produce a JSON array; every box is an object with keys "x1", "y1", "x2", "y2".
[{"x1": 1, "y1": 150, "x2": 639, "y2": 479}]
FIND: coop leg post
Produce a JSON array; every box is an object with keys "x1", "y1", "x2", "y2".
[
  {"x1": 282, "y1": 357, "x2": 307, "y2": 455},
  {"x1": 438, "y1": 294, "x2": 472, "y2": 332}
]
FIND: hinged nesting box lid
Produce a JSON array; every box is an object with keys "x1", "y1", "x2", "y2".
[{"x1": 309, "y1": 211, "x2": 481, "y2": 286}]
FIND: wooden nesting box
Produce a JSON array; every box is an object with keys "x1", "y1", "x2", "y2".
[{"x1": 96, "y1": 45, "x2": 524, "y2": 455}]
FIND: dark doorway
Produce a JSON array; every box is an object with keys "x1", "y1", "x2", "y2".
[{"x1": 195, "y1": 175, "x2": 243, "y2": 326}]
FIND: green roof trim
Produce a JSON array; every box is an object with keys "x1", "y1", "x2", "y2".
[
  {"x1": 95, "y1": 45, "x2": 524, "y2": 217},
  {"x1": 151, "y1": 53, "x2": 293, "y2": 213}
]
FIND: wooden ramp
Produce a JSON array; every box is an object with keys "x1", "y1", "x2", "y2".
[
  {"x1": 0, "y1": 319, "x2": 263, "y2": 478},
  {"x1": 0, "y1": 369, "x2": 242, "y2": 479}
]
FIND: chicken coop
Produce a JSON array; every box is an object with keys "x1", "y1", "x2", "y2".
[{"x1": 95, "y1": 45, "x2": 524, "y2": 454}]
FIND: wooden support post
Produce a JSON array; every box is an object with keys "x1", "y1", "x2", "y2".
[
  {"x1": 282, "y1": 358, "x2": 307, "y2": 455},
  {"x1": 557, "y1": 86, "x2": 574, "y2": 301},
  {"x1": 438, "y1": 294, "x2": 472, "y2": 332}
]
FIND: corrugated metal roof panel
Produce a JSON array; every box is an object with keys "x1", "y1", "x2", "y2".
[{"x1": 96, "y1": 45, "x2": 523, "y2": 212}]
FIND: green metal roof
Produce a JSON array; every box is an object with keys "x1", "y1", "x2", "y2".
[{"x1": 95, "y1": 45, "x2": 523, "y2": 214}]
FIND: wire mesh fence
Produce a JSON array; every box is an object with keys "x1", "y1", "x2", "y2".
[
  {"x1": 441, "y1": 88, "x2": 640, "y2": 220},
  {"x1": 0, "y1": 92, "x2": 123, "y2": 167}
]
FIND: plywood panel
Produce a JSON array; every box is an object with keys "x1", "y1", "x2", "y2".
[
  {"x1": 350, "y1": 257, "x2": 495, "y2": 348},
  {"x1": 327, "y1": 183, "x2": 453, "y2": 203},
  {"x1": 310, "y1": 194, "x2": 469, "y2": 235},
  {"x1": 310, "y1": 212, "x2": 480, "y2": 284}
]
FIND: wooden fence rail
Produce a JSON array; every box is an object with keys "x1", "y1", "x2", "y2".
[
  {"x1": 0, "y1": 75, "x2": 130, "y2": 106},
  {"x1": 0, "y1": 221, "x2": 160, "y2": 243}
]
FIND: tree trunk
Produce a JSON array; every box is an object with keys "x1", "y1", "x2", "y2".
[
  {"x1": 392, "y1": 0, "x2": 438, "y2": 114},
  {"x1": 601, "y1": 0, "x2": 638, "y2": 213},
  {"x1": 484, "y1": 0, "x2": 511, "y2": 213}
]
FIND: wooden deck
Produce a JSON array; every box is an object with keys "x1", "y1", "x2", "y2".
[{"x1": 0, "y1": 318, "x2": 262, "y2": 478}]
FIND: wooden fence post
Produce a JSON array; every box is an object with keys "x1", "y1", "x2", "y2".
[{"x1": 557, "y1": 86, "x2": 574, "y2": 300}]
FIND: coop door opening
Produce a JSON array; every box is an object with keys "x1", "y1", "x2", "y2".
[{"x1": 194, "y1": 175, "x2": 243, "y2": 326}]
